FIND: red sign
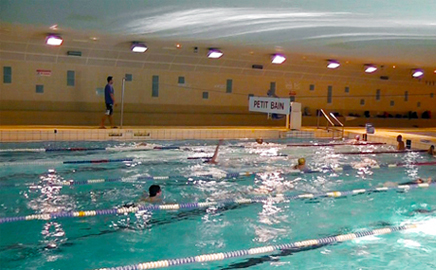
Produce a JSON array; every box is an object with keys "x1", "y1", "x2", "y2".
[
  {"x1": 36, "y1": 69, "x2": 52, "y2": 76},
  {"x1": 289, "y1": 91, "x2": 297, "y2": 96}
]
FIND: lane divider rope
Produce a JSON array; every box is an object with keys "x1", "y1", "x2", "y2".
[
  {"x1": 336, "y1": 149, "x2": 428, "y2": 155},
  {"x1": 94, "y1": 223, "x2": 418, "y2": 270},
  {"x1": 0, "y1": 146, "x2": 180, "y2": 153},
  {"x1": 1, "y1": 182, "x2": 434, "y2": 224},
  {"x1": 286, "y1": 142, "x2": 385, "y2": 147}
]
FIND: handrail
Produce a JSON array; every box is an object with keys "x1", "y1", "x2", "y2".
[
  {"x1": 317, "y1": 109, "x2": 335, "y2": 127},
  {"x1": 329, "y1": 113, "x2": 344, "y2": 127}
]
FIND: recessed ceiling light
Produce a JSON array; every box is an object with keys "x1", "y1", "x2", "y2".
[
  {"x1": 392, "y1": 65, "x2": 396, "y2": 69},
  {"x1": 327, "y1": 60, "x2": 340, "y2": 69},
  {"x1": 271, "y1": 54, "x2": 286, "y2": 64},
  {"x1": 131, "y1": 43, "x2": 147, "y2": 53},
  {"x1": 176, "y1": 43, "x2": 181, "y2": 49},
  {"x1": 46, "y1": 34, "x2": 63, "y2": 46},
  {"x1": 207, "y1": 49, "x2": 223, "y2": 59},
  {"x1": 412, "y1": 69, "x2": 424, "y2": 78},
  {"x1": 364, "y1": 65, "x2": 377, "y2": 73},
  {"x1": 90, "y1": 37, "x2": 99, "y2": 41}
]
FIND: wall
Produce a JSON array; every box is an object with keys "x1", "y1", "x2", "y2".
[{"x1": 1, "y1": 40, "x2": 435, "y2": 127}]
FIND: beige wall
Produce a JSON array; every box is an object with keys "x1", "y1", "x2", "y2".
[{"x1": 1, "y1": 47, "x2": 435, "y2": 126}]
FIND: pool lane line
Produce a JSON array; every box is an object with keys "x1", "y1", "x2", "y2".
[
  {"x1": 336, "y1": 149, "x2": 428, "y2": 155},
  {"x1": 286, "y1": 142, "x2": 385, "y2": 147},
  {"x1": 1, "y1": 182, "x2": 434, "y2": 224},
  {"x1": 94, "y1": 223, "x2": 418, "y2": 270},
  {"x1": 1, "y1": 160, "x2": 435, "y2": 189},
  {"x1": 0, "y1": 146, "x2": 180, "y2": 153},
  {"x1": 0, "y1": 158, "x2": 134, "y2": 166}
]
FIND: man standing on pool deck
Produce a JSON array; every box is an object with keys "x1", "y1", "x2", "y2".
[{"x1": 99, "y1": 76, "x2": 117, "y2": 129}]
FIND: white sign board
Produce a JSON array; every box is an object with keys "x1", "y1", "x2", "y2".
[{"x1": 249, "y1": 96, "x2": 290, "y2": 114}]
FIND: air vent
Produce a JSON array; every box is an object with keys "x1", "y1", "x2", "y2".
[
  {"x1": 380, "y1": 76, "x2": 389, "y2": 80},
  {"x1": 252, "y1": 64, "x2": 263, "y2": 69}
]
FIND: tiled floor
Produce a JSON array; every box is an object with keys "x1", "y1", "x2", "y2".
[{"x1": 0, "y1": 126, "x2": 435, "y2": 150}]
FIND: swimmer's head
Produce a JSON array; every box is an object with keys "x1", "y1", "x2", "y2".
[
  {"x1": 298, "y1": 158, "x2": 306, "y2": 166},
  {"x1": 416, "y1": 178, "x2": 424, "y2": 184},
  {"x1": 397, "y1": 135, "x2": 403, "y2": 142},
  {"x1": 149, "y1": 185, "x2": 161, "y2": 197},
  {"x1": 355, "y1": 135, "x2": 360, "y2": 141},
  {"x1": 256, "y1": 138, "x2": 264, "y2": 144}
]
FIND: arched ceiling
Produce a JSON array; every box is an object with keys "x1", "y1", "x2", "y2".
[{"x1": 1, "y1": 0, "x2": 436, "y2": 70}]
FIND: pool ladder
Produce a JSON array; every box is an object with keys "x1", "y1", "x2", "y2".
[{"x1": 316, "y1": 109, "x2": 344, "y2": 139}]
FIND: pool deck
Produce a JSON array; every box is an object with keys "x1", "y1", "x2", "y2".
[{"x1": 0, "y1": 125, "x2": 435, "y2": 150}]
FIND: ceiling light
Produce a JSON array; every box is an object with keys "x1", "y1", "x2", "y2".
[
  {"x1": 327, "y1": 60, "x2": 340, "y2": 69},
  {"x1": 412, "y1": 69, "x2": 424, "y2": 78},
  {"x1": 176, "y1": 43, "x2": 181, "y2": 49},
  {"x1": 207, "y1": 49, "x2": 223, "y2": 59},
  {"x1": 46, "y1": 35, "x2": 63, "y2": 46},
  {"x1": 364, "y1": 65, "x2": 377, "y2": 73},
  {"x1": 131, "y1": 43, "x2": 147, "y2": 53},
  {"x1": 271, "y1": 54, "x2": 286, "y2": 64}
]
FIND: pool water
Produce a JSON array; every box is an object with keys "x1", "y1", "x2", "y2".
[{"x1": 0, "y1": 139, "x2": 435, "y2": 270}]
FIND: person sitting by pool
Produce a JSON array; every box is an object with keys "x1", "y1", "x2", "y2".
[
  {"x1": 428, "y1": 145, "x2": 435, "y2": 156},
  {"x1": 204, "y1": 140, "x2": 223, "y2": 164},
  {"x1": 139, "y1": 184, "x2": 163, "y2": 204},
  {"x1": 383, "y1": 177, "x2": 432, "y2": 187},
  {"x1": 293, "y1": 158, "x2": 309, "y2": 171},
  {"x1": 396, "y1": 135, "x2": 405, "y2": 151}
]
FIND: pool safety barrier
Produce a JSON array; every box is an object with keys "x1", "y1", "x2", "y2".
[
  {"x1": 94, "y1": 223, "x2": 418, "y2": 270},
  {"x1": 286, "y1": 142, "x2": 385, "y2": 147},
  {"x1": 1, "y1": 182, "x2": 434, "y2": 224},
  {"x1": 336, "y1": 149, "x2": 428, "y2": 155}
]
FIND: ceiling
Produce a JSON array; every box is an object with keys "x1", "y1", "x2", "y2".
[{"x1": 1, "y1": 0, "x2": 436, "y2": 71}]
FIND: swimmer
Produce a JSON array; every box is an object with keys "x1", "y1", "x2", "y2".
[
  {"x1": 348, "y1": 135, "x2": 361, "y2": 144},
  {"x1": 396, "y1": 135, "x2": 405, "y2": 151},
  {"x1": 383, "y1": 177, "x2": 432, "y2": 187},
  {"x1": 428, "y1": 145, "x2": 435, "y2": 156},
  {"x1": 293, "y1": 158, "x2": 308, "y2": 171},
  {"x1": 204, "y1": 140, "x2": 223, "y2": 164},
  {"x1": 139, "y1": 184, "x2": 163, "y2": 204},
  {"x1": 255, "y1": 138, "x2": 269, "y2": 145},
  {"x1": 352, "y1": 157, "x2": 378, "y2": 169}
]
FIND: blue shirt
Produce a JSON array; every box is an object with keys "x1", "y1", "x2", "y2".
[{"x1": 104, "y1": 83, "x2": 114, "y2": 104}]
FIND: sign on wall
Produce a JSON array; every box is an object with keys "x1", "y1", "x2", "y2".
[
  {"x1": 248, "y1": 96, "x2": 290, "y2": 114},
  {"x1": 36, "y1": 69, "x2": 52, "y2": 76}
]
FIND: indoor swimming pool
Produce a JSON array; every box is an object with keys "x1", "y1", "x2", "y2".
[{"x1": 0, "y1": 138, "x2": 435, "y2": 270}]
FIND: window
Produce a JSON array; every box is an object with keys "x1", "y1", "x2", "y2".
[
  {"x1": 360, "y1": 99, "x2": 365, "y2": 105},
  {"x1": 125, "y1": 74, "x2": 133, "y2": 82},
  {"x1": 36, "y1": 85, "x2": 44, "y2": 94},
  {"x1": 178, "y1": 76, "x2": 185, "y2": 85},
  {"x1": 404, "y1": 91, "x2": 408, "y2": 101},
  {"x1": 327, "y1": 86, "x2": 332, "y2": 104},
  {"x1": 290, "y1": 96, "x2": 295, "y2": 102},
  {"x1": 417, "y1": 102, "x2": 421, "y2": 108},
  {"x1": 345, "y1": 86, "x2": 349, "y2": 93},
  {"x1": 376, "y1": 89, "x2": 381, "y2": 101},
  {"x1": 269, "y1": 82, "x2": 276, "y2": 96},
  {"x1": 67, "y1": 70, "x2": 75, "y2": 86},
  {"x1": 431, "y1": 93, "x2": 434, "y2": 98},
  {"x1": 309, "y1": 84, "x2": 315, "y2": 91},
  {"x1": 248, "y1": 94, "x2": 254, "y2": 99},
  {"x1": 390, "y1": 100, "x2": 395, "y2": 107},
  {"x1": 152, "y1": 75, "x2": 159, "y2": 97},
  {"x1": 226, "y1": 79, "x2": 232, "y2": 93},
  {"x1": 3, "y1": 66, "x2": 12, "y2": 83},
  {"x1": 202, "y1": 92, "x2": 209, "y2": 99}
]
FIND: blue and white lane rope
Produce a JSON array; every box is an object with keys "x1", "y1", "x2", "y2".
[
  {"x1": 0, "y1": 158, "x2": 134, "y2": 166},
  {"x1": 1, "y1": 182, "x2": 434, "y2": 224},
  {"x1": 0, "y1": 146, "x2": 182, "y2": 153},
  {"x1": 95, "y1": 223, "x2": 418, "y2": 270}
]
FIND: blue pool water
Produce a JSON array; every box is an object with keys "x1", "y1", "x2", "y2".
[{"x1": 0, "y1": 139, "x2": 435, "y2": 270}]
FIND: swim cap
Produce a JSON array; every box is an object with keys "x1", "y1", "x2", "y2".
[{"x1": 298, "y1": 158, "x2": 305, "y2": 165}]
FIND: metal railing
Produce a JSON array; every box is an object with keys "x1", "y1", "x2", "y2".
[{"x1": 317, "y1": 109, "x2": 344, "y2": 139}]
